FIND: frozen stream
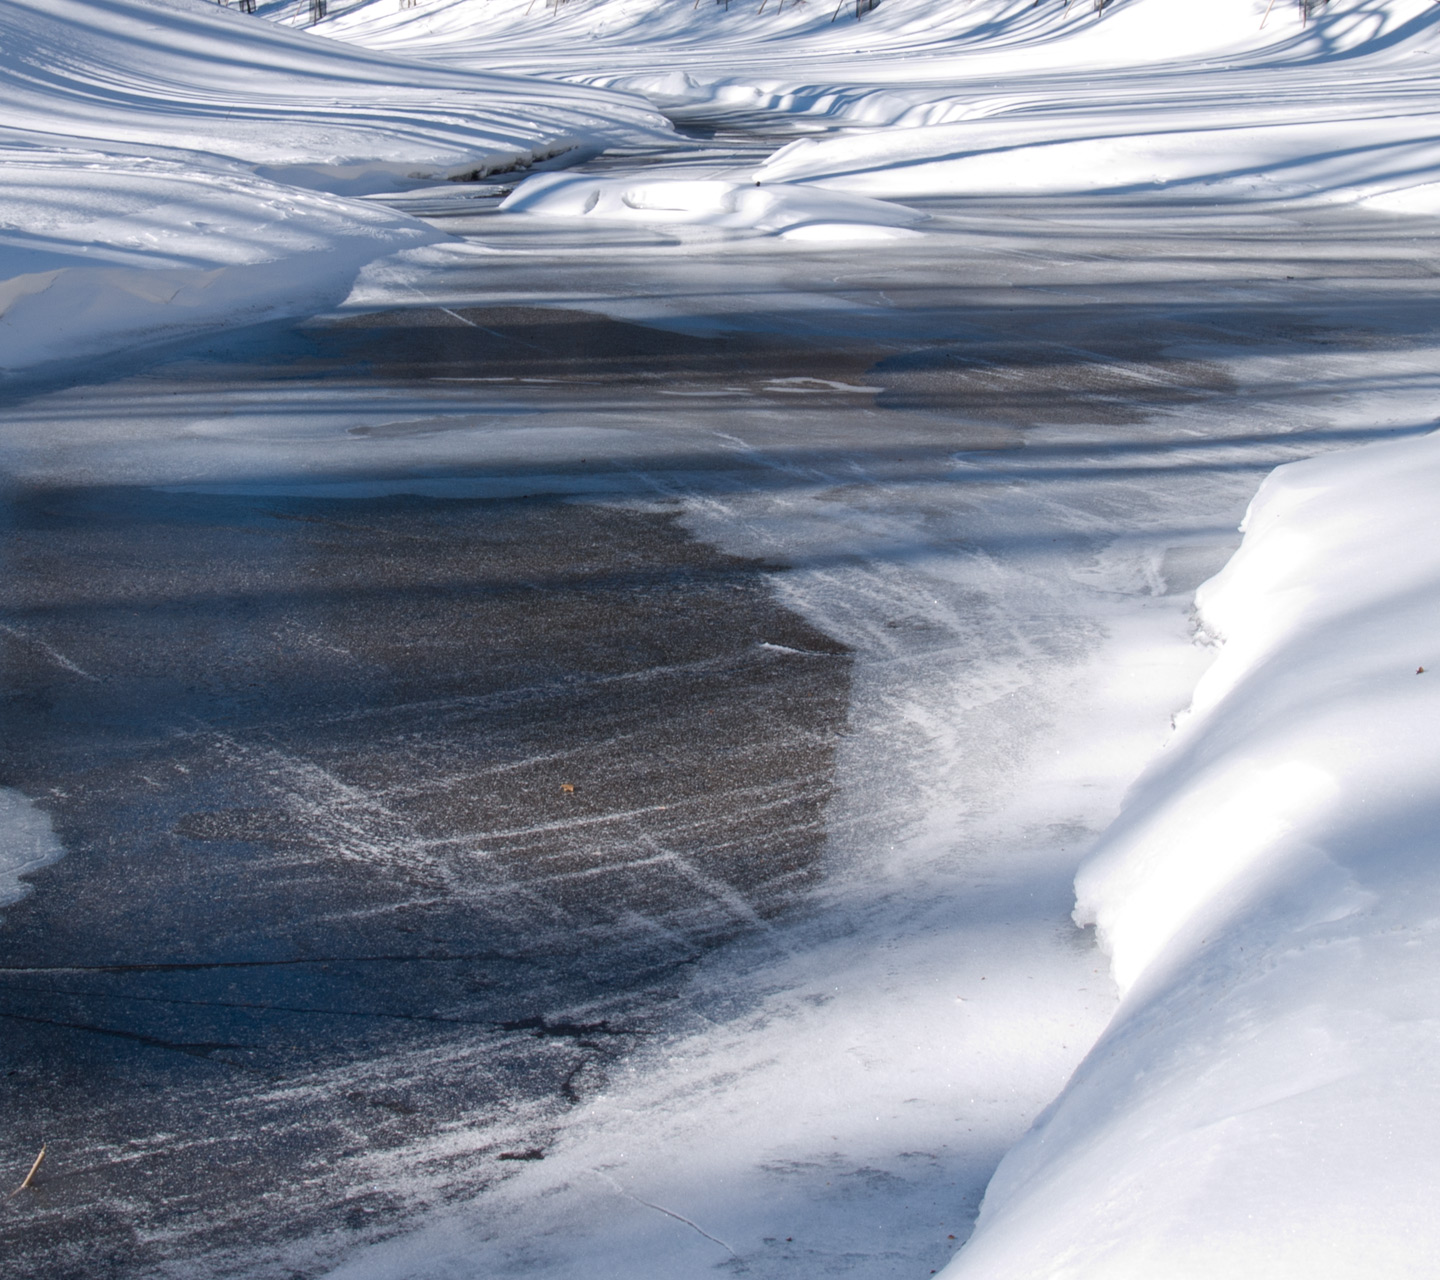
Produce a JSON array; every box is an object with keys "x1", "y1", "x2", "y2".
[{"x1": 3, "y1": 127, "x2": 1440, "y2": 1278}]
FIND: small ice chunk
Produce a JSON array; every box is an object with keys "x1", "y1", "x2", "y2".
[{"x1": 0, "y1": 788, "x2": 63, "y2": 914}]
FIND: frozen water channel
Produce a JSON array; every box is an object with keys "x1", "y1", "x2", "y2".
[{"x1": 4, "y1": 125, "x2": 1440, "y2": 1278}]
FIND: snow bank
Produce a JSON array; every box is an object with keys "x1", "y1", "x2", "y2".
[
  {"x1": 755, "y1": 114, "x2": 1440, "y2": 203},
  {"x1": 323, "y1": 0, "x2": 1440, "y2": 209},
  {"x1": 0, "y1": 148, "x2": 443, "y2": 370},
  {"x1": 0, "y1": 0, "x2": 668, "y2": 183},
  {"x1": 733, "y1": 0, "x2": 1440, "y2": 205},
  {"x1": 499, "y1": 171, "x2": 925, "y2": 239},
  {"x1": 320, "y1": 0, "x2": 1332, "y2": 73},
  {"x1": 590, "y1": 0, "x2": 1440, "y2": 120},
  {"x1": 0, "y1": 0, "x2": 673, "y2": 370},
  {"x1": 944, "y1": 431, "x2": 1440, "y2": 1278},
  {"x1": 302, "y1": 0, "x2": 1079, "y2": 65}
]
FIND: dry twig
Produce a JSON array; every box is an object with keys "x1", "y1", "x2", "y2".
[{"x1": 7, "y1": 1147, "x2": 45, "y2": 1200}]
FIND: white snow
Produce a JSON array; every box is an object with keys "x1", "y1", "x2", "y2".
[
  {"x1": 499, "y1": 170, "x2": 925, "y2": 238},
  {"x1": 14, "y1": 0, "x2": 1440, "y2": 366},
  {"x1": 753, "y1": 115, "x2": 1440, "y2": 203},
  {"x1": 327, "y1": 0, "x2": 1440, "y2": 209},
  {"x1": 945, "y1": 428, "x2": 1440, "y2": 1279},
  {"x1": 0, "y1": 147, "x2": 445, "y2": 368},
  {"x1": 0, "y1": 0, "x2": 668, "y2": 370},
  {"x1": 0, "y1": 0, "x2": 665, "y2": 178}
]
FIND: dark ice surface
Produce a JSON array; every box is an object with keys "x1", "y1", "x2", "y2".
[{"x1": 0, "y1": 482, "x2": 849, "y2": 1274}]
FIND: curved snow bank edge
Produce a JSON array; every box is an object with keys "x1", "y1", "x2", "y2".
[
  {"x1": 0, "y1": 228, "x2": 442, "y2": 374},
  {"x1": 0, "y1": 0, "x2": 672, "y2": 174},
  {"x1": 943, "y1": 429, "x2": 1440, "y2": 1278},
  {"x1": 499, "y1": 171, "x2": 926, "y2": 239},
  {"x1": 755, "y1": 117, "x2": 1440, "y2": 207},
  {"x1": 0, "y1": 149, "x2": 448, "y2": 374},
  {"x1": 253, "y1": 140, "x2": 591, "y2": 197}
]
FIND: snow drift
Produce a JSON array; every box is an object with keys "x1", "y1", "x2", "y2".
[
  {"x1": 0, "y1": 147, "x2": 448, "y2": 370},
  {"x1": 0, "y1": 0, "x2": 669, "y2": 370},
  {"x1": 943, "y1": 430, "x2": 1440, "y2": 1278},
  {"x1": 315, "y1": 0, "x2": 1358, "y2": 71},
  {"x1": 754, "y1": 114, "x2": 1440, "y2": 206},
  {"x1": 326, "y1": 0, "x2": 1440, "y2": 208},
  {"x1": 0, "y1": 0, "x2": 667, "y2": 184},
  {"x1": 498, "y1": 171, "x2": 926, "y2": 239}
]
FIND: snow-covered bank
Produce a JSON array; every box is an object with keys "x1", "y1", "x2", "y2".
[
  {"x1": 0, "y1": 0, "x2": 666, "y2": 184},
  {"x1": 0, "y1": 0, "x2": 671, "y2": 370},
  {"x1": 945, "y1": 430, "x2": 1440, "y2": 1278},
  {"x1": 754, "y1": 114, "x2": 1440, "y2": 207},
  {"x1": 498, "y1": 171, "x2": 926, "y2": 240},
  {"x1": 312, "y1": 0, "x2": 1324, "y2": 69},
  {"x1": 0, "y1": 148, "x2": 445, "y2": 370},
  {"x1": 326, "y1": 0, "x2": 1440, "y2": 211}
]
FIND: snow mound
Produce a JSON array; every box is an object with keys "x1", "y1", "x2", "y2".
[
  {"x1": 319, "y1": 0, "x2": 1440, "y2": 208},
  {"x1": 321, "y1": 0, "x2": 1440, "y2": 131},
  {"x1": 944, "y1": 430, "x2": 1440, "y2": 1278},
  {"x1": 755, "y1": 115, "x2": 1440, "y2": 203},
  {"x1": 318, "y1": 0, "x2": 1396, "y2": 73},
  {"x1": 0, "y1": 148, "x2": 442, "y2": 371},
  {"x1": 499, "y1": 172, "x2": 925, "y2": 239},
  {"x1": 0, "y1": 0, "x2": 675, "y2": 371},
  {"x1": 0, "y1": 0, "x2": 668, "y2": 184}
]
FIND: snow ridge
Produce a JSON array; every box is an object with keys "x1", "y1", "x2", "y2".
[
  {"x1": 945, "y1": 430, "x2": 1440, "y2": 1278},
  {"x1": 0, "y1": 0, "x2": 669, "y2": 371}
]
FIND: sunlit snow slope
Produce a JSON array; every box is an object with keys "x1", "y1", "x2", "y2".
[
  {"x1": 0, "y1": 0, "x2": 667, "y2": 370},
  {"x1": 0, "y1": 0, "x2": 665, "y2": 179},
  {"x1": 944, "y1": 429, "x2": 1440, "y2": 1279},
  {"x1": 323, "y1": 0, "x2": 1440, "y2": 207}
]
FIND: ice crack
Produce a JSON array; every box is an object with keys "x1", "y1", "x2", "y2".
[{"x1": 593, "y1": 1170, "x2": 739, "y2": 1257}]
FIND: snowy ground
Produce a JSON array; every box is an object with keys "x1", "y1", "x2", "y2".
[
  {"x1": 0, "y1": 0, "x2": 666, "y2": 369},
  {"x1": 2, "y1": 0, "x2": 1440, "y2": 1277}
]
